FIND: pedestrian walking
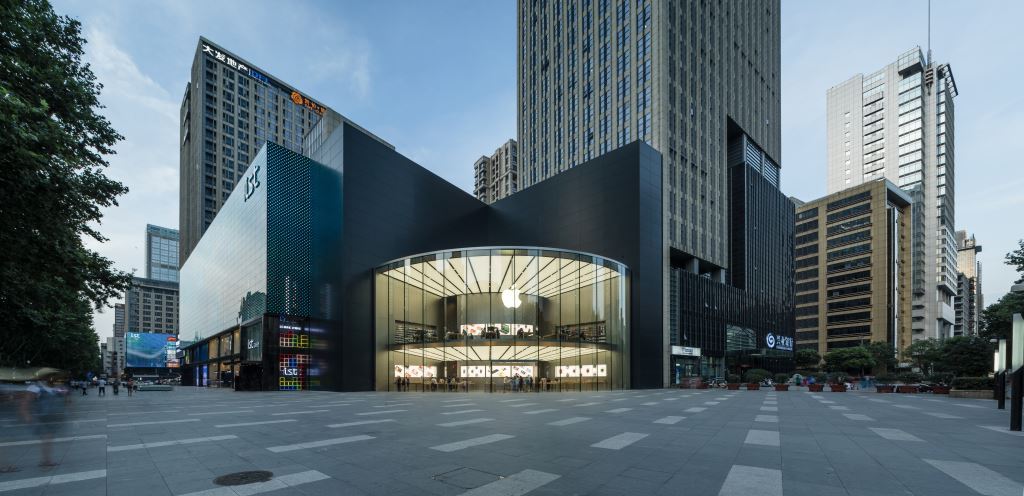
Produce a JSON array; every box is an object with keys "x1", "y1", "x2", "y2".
[
  {"x1": 112, "y1": 380, "x2": 119, "y2": 396},
  {"x1": 20, "y1": 377, "x2": 66, "y2": 468}
]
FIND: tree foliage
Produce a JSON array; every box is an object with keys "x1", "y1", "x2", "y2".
[
  {"x1": 795, "y1": 349, "x2": 821, "y2": 369},
  {"x1": 980, "y1": 290, "x2": 1024, "y2": 340},
  {"x1": 1007, "y1": 239, "x2": 1024, "y2": 284},
  {"x1": 904, "y1": 338, "x2": 941, "y2": 374},
  {"x1": 0, "y1": 0, "x2": 130, "y2": 375},
  {"x1": 934, "y1": 336, "x2": 993, "y2": 377},
  {"x1": 865, "y1": 341, "x2": 896, "y2": 373},
  {"x1": 823, "y1": 347, "x2": 875, "y2": 374}
]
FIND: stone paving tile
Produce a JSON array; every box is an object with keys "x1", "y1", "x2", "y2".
[{"x1": 0, "y1": 387, "x2": 1021, "y2": 495}]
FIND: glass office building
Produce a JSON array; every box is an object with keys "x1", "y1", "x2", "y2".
[{"x1": 375, "y1": 248, "x2": 629, "y2": 392}]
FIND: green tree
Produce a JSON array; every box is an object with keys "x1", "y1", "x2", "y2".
[
  {"x1": 934, "y1": 336, "x2": 993, "y2": 377},
  {"x1": 795, "y1": 349, "x2": 821, "y2": 369},
  {"x1": 904, "y1": 338, "x2": 941, "y2": 374},
  {"x1": 824, "y1": 347, "x2": 875, "y2": 375},
  {"x1": 980, "y1": 291, "x2": 1024, "y2": 340},
  {"x1": 0, "y1": 0, "x2": 130, "y2": 373},
  {"x1": 1007, "y1": 239, "x2": 1024, "y2": 284},
  {"x1": 866, "y1": 342, "x2": 897, "y2": 374}
]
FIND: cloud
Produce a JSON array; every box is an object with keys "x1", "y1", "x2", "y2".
[
  {"x1": 81, "y1": 25, "x2": 181, "y2": 340},
  {"x1": 311, "y1": 39, "x2": 372, "y2": 99}
]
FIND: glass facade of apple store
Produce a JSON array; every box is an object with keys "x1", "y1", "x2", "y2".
[{"x1": 375, "y1": 248, "x2": 630, "y2": 392}]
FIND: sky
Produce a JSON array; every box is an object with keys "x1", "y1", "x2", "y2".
[{"x1": 48, "y1": 0, "x2": 1022, "y2": 343}]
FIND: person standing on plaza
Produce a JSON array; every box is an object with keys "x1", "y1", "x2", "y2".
[
  {"x1": 97, "y1": 378, "x2": 106, "y2": 396},
  {"x1": 126, "y1": 378, "x2": 134, "y2": 396}
]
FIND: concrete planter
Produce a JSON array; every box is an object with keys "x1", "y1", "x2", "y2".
[
  {"x1": 949, "y1": 389, "x2": 993, "y2": 399},
  {"x1": 726, "y1": 384, "x2": 741, "y2": 390},
  {"x1": 931, "y1": 386, "x2": 950, "y2": 395},
  {"x1": 896, "y1": 385, "x2": 918, "y2": 394},
  {"x1": 829, "y1": 384, "x2": 847, "y2": 392},
  {"x1": 808, "y1": 384, "x2": 824, "y2": 392},
  {"x1": 875, "y1": 385, "x2": 895, "y2": 393},
  {"x1": 774, "y1": 384, "x2": 789, "y2": 391},
  {"x1": 746, "y1": 383, "x2": 761, "y2": 391}
]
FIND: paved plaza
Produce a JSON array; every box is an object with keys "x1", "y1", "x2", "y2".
[{"x1": 0, "y1": 387, "x2": 1022, "y2": 495}]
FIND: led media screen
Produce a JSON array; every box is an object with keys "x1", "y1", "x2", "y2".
[{"x1": 126, "y1": 332, "x2": 180, "y2": 368}]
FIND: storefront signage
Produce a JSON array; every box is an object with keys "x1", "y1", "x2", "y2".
[
  {"x1": 244, "y1": 165, "x2": 260, "y2": 201},
  {"x1": 501, "y1": 287, "x2": 522, "y2": 308},
  {"x1": 290, "y1": 91, "x2": 326, "y2": 116},
  {"x1": 282, "y1": 367, "x2": 299, "y2": 376},
  {"x1": 203, "y1": 43, "x2": 325, "y2": 116},
  {"x1": 243, "y1": 325, "x2": 262, "y2": 362},
  {"x1": 671, "y1": 346, "x2": 701, "y2": 357},
  {"x1": 766, "y1": 332, "x2": 793, "y2": 352}
]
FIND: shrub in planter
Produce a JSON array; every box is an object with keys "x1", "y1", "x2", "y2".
[
  {"x1": 808, "y1": 384, "x2": 824, "y2": 392},
  {"x1": 746, "y1": 369, "x2": 771, "y2": 384},
  {"x1": 951, "y1": 377, "x2": 994, "y2": 390},
  {"x1": 726, "y1": 374, "x2": 741, "y2": 389},
  {"x1": 896, "y1": 372, "x2": 923, "y2": 384},
  {"x1": 926, "y1": 373, "x2": 954, "y2": 385},
  {"x1": 774, "y1": 373, "x2": 791, "y2": 385}
]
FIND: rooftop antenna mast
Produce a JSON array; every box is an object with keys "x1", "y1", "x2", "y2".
[{"x1": 927, "y1": 0, "x2": 932, "y2": 66}]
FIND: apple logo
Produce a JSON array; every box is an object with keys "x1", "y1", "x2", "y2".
[{"x1": 501, "y1": 287, "x2": 522, "y2": 309}]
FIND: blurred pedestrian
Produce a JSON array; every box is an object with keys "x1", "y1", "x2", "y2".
[
  {"x1": 20, "y1": 377, "x2": 65, "y2": 468},
  {"x1": 126, "y1": 378, "x2": 134, "y2": 397},
  {"x1": 97, "y1": 378, "x2": 106, "y2": 396}
]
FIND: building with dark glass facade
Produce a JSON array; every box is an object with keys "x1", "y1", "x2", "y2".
[{"x1": 180, "y1": 117, "x2": 792, "y2": 392}]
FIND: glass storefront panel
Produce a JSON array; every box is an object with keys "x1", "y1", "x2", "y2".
[{"x1": 376, "y1": 247, "x2": 629, "y2": 392}]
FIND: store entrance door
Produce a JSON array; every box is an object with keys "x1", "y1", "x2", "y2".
[{"x1": 239, "y1": 364, "x2": 263, "y2": 391}]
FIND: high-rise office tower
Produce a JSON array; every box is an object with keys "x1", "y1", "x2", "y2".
[
  {"x1": 112, "y1": 302, "x2": 126, "y2": 338},
  {"x1": 518, "y1": 0, "x2": 781, "y2": 267},
  {"x1": 792, "y1": 180, "x2": 913, "y2": 363},
  {"x1": 473, "y1": 139, "x2": 519, "y2": 204},
  {"x1": 125, "y1": 225, "x2": 180, "y2": 334},
  {"x1": 519, "y1": 1, "x2": 792, "y2": 384},
  {"x1": 954, "y1": 231, "x2": 982, "y2": 336},
  {"x1": 179, "y1": 37, "x2": 332, "y2": 265},
  {"x1": 826, "y1": 47, "x2": 958, "y2": 341},
  {"x1": 145, "y1": 224, "x2": 179, "y2": 282}
]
